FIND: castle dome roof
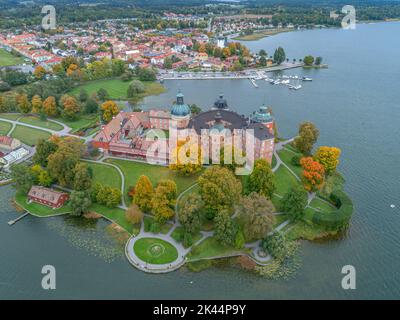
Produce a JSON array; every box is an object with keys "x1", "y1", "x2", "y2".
[{"x1": 171, "y1": 91, "x2": 190, "y2": 117}]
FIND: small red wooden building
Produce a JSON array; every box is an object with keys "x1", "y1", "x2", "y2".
[{"x1": 28, "y1": 186, "x2": 69, "y2": 209}]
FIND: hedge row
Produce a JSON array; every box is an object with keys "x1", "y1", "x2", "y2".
[{"x1": 311, "y1": 190, "x2": 354, "y2": 230}]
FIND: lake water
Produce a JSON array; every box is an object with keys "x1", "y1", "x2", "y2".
[{"x1": 1, "y1": 22, "x2": 400, "y2": 299}]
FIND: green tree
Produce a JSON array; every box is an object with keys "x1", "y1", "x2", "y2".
[
  {"x1": 73, "y1": 162, "x2": 92, "y2": 191},
  {"x1": 70, "y1": 190, "x2": 92, "y2": 216},
  {"x1": 273, "y1": 47, "x2": 286, "y2": 65},
  {"x1": 259, "y1": 49, "x2": 267, "y2": 56},
  {"x1": 280, "y1": 186, "x2": 308, "y2": 221},
  {"x1": 78, "y1": 89, "x2": 89, "y2": 102},
  {"x1": 303, "y1": 55, "x2": 315, "y2": 66},
  {"x1": 127, "y1": 80, "x2": 145, "y2": 98},
  {"x1": 214, "y1": 209, "x2": 236, "y2": 246},
  {"x1": 136, "y1": 67, "x2": 157, "y2": 81},
  {"x1": 47, "y1": 138, "x2": 84, "y2": 187},
  {"x1": 259, "y1": 56, "x2": 267, "y2": 67},
  {"x1": 237, "y1": 192, "x2": 275, "y2": 242},
  {"x1": 315, "y1": 56, "x2": 323, "y2": 65},
  {"x1": 198, "y1": 166, "x2": 242, "y2": 219},
  {"x1": 178, "y1": 193, "x2": 202, "y2": 234},
  {"x1": 133, "y1": 175, "x2": 154, "y2": 212},
  {"x1": 84, "y1": 98, "x2": 99, "y2": 114},
  {"x1": 293, "y1": 122, "x2": 320, "y2": 155},
  {"x1": 10, "y1": 163, "x2": 35, "y2": 194},
  {"x1": 97, "y1": 88, "x2": 110, "y2": 101},
  {"x1": 33, "y1": 139, "x2": 58, "y2": 167},
  {"x1": 247, "y1": 159, "x2": 276, "y2": 199}
]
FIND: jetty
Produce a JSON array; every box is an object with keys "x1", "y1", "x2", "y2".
[
  {"x1": 158, "y1": 62, "x2": 304, "y2": 81},
  {"x1": 8, "y1": 212, "x2": 29, "y2": 226}
]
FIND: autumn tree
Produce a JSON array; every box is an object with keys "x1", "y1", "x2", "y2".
[
  {"x1": 281, "y1": 186, "x2": 308, "y2": 221},
  {"x1": 169, "y1": 140, "x2": 202, "y2": 176},
  {"x1": 151, "y1": 179, "x2": 177, "y2": 223},
  {"x1": 247, "y1": 159, "x2": 276, "y2": 199},
  {"x1": 314, "y1": 146, "x2": 341, "y2": 175},
  {"x1": 101, "y1": 100, "x2": 119, "y2": 122},
  {"x1": 300, "y1": 157, "x2": 325, "y2": 191},
  {"x1": 125, "y1": 204, "x2": 144, "y2": 225},
  {"x1": 43, "y1": 96, "x2": 58, "y2": 117},
  {"x1": 293, "y1": 122, "x2": 319, "y2": 155},
  {"x1": 62, "y1": 95, "x2": 80, "y2": 120},
  {"x1": 16, "y1": 93, "x2": 31, "y2": 113},
  {"x1": 236, "y1": 192, "x2": 275, "y2": 242},
  {"x1": 33, "y1": 65, "x2": 46, "y2": 80},
  {"x1": 31, "y1": 95, "x2": 43, "y2": 114},
  {"x1": 198, "y1": 166, "x2": 242, "y2": 219},
  {"x1": 133, "y1": 175, "x2": 154, "y2": 212},
  {"x1": 178, "y1": 193, "x2": 202, "y2": 235}
]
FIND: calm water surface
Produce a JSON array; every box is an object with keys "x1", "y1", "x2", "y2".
[{"x1": 1, "y1": 22, "x2": 399, "y2": 299}]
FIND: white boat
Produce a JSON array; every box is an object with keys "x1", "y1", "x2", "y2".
[{"x1": 302, "y1": 77, "x2": 313, "y2": 81}]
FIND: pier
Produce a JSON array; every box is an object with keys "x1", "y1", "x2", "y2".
[
  {"x1": 8, "y1": 212, "x2": 29, "y2": 226},
  {"x1": 158, "y1": 62, "x2": 304, "y2": 81}
]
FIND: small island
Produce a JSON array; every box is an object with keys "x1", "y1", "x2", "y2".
[{"x1": 1, "y1": 86, "x2": 353, "y2": 278}]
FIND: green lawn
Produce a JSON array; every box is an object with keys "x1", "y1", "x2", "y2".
[
  {"x1": 15, "y1": 193, "x2": 71, "y2": 217},
  {"x1": 69, "y1": 78, "x2": 165, "y2": 100},
  {"x1": 187, "y1": 236, "x2": 248, "y2": 261},
  {"x1": 89, "y1": 203, "x2": 135, "y2": 234},
  {"x1": 0, "y1": 113, "x2": 21, "y2": 121},
  {"x1": 57, "y1": 114, "x2": 99, "y2": 133},
  {"x1": 133, "y1": 237, "x2": 178, "y2": 264},
  {"x1": 274, "y1": 165, "x2": 301, "y2": 197},
  {"x1": 84, "y1": 161, "x2": 122, "y2": 190},
  {"x1": 277, "y1": 147, "x2": 303, "y2": 178},
  {"x1": 0, "y1": 49, "x2": 24, "y2": 67},
  {"x1": 271, "y1": 154, "x2": 277, "y2": 168},
  {"x1": 0, "y1": 121, "x2": 12, "y2": 135},
  {"x1": 19, "y1": 116, "x2": 64, "y2": 131},
  {"x1": 309, "y1": 197, "x2": 336, "y2": 214},
  {"x1": 106, "y1": 159, "x2": 201, "y2": 205},
  {"x1": 11, "y1": 125, "x2": 51, "y2": 146}
]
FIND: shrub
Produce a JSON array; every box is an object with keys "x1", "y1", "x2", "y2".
[
  {"x1": 150, "y1": 221, "x2": 161, "y2": 233},
  {"x1": 291, "y1": 155, "x2": 302, "y2": 167},
  {"x1": 311, "y1": 190, "x2": 353, "y2": 230}
]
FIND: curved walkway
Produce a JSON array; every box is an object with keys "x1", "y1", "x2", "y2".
[{"x1": 84, "y1": 158, "x2": 127, "y2": 208}]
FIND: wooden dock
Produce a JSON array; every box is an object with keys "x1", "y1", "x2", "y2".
[{"x1": 8, "y1": 212, "x2": 29, "y2": 225}]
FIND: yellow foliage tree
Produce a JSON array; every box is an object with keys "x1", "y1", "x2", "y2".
[
  {"x1": 101, "y1": 100, "x2": 119, "y2": 122},
  {"x1": 314, "y1": 146, "x2": 341, "y2": 175},
  {"x1": 16, "y1": 93, "x2": 31, "y2": 114},
  {"x1": 133, "y1": 175, "x2": 154, "y2": 212},
  {"x1": 43, "y1": 96, "x2": 58, "y2": 117},
  {"x1": 169, "y1": 140, "x2": 203, "y2": 176},
  {"x1": 33, "y1": 66, "x2": 46, "y2": 80},
  {"x1": 31, "y1": 95, "x2": 43, "y2": 114}
]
